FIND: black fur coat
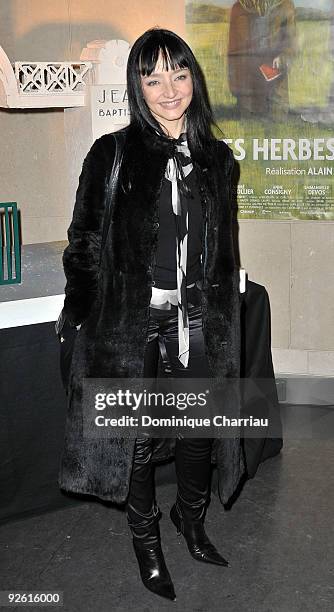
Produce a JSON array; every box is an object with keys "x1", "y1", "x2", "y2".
[{"x1": 58, "y1": 124, "x2": 245, "y2": 505}]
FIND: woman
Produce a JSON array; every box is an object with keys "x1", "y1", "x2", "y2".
[{"x1": 59, "y1": 28, "x2": 244, "y2": 601}]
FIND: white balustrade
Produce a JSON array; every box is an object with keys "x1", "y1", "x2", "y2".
[
  {"x1": 14, "y1": 61, "x2": 91, "y2": 94},
  {"x1": 0, "y1": 45, "x2": 91, "y2": 108}
]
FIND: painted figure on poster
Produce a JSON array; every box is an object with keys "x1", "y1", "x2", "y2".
[
  {"x1": 302, "y1": 0, "x2": 334, "y2": 126},
  {"x1": 228, "y1": 0, "x2": 296, "y2": 119}
]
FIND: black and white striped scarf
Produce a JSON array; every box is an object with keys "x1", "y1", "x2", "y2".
[{"x1": 164, "y1": 132, "x2": 193, "y2": 368}]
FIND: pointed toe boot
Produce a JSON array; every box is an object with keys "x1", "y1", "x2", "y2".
[
  {"x1": 127, "y1": 436, "x2": 176, "y2": 601},
  {"x1": 132, "y1": 531, "x2": 176, "y2": 601},
  {"x1": 170, "y1": 501, "x2": 229, "y2": 567}
]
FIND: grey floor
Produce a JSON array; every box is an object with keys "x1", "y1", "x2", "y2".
[{"x1": 1, "y1": 435, "x2": 334, "y2": 612}]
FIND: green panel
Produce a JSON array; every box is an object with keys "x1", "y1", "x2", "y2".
[{"x1": 0, "y1": 202, "x2": 21, "y2": 285}]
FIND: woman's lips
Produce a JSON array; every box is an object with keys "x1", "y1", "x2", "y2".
[{"x1": 159, "y1": 99, "x2": 182, "y2": 109}]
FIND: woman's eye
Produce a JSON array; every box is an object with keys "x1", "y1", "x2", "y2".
[
  {"x1": 176, "y1": 74, "x2": 187, "y2": 80},
  {"x1": 147, "y1": 80, "x2": 159, "y2": 86}
]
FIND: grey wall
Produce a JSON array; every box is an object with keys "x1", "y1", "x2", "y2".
[{"x1": 239, "y1": 220, "x2": 334, "y2": 378}]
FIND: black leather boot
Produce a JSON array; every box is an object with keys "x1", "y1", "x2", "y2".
[
  {"x1": 172, "y1": 438, "x2": 229, "y2": 567},
  {"x1": 170, "y1": 498, "x2": 228, "y2": 566},
  {"x1": 130, "y1": 508, "x2": 176, "y2": 601},
  {"x1": 127, "y1": 436, "x2": 176, "y2": 601}
]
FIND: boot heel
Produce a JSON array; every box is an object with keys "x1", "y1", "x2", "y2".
[{"x1": 170, "y1": 503, "x2": 182, "y2": 537}]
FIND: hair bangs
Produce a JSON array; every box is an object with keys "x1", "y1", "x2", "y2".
[{"x1": 138, "y1": 40, "x2": 189, "y2": 76}]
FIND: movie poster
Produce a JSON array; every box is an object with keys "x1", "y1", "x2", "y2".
[{"x1": 186, "y1": 0, "x2": 334, "y2": 219}]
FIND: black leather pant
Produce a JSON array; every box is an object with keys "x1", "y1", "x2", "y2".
[{"x1": 127, "y1": 285, "x2": 213, "y2": 529}]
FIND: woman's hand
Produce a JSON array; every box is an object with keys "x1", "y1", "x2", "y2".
[{"x1": 272, "y1": 56, "x2": 281, "y2": 70}]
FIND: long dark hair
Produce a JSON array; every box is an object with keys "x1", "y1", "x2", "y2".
[{"x1": 126, "y1": 28, "x2": 216, "y2": 165}]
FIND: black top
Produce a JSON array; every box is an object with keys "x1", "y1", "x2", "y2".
[{"x1": 152, "y1": 169, "x2": 203, "y2": 289}]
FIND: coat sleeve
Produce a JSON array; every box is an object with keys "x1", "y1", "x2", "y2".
[
  {"x1": 228, "y1": 147, "x2": 237, "y2": 217},
  {"x1": 226, "y1": 145, "x2": 241, "y2": 270},
  {"x1": 62, "y1": 136, "x2": 116, "y2": 326}
]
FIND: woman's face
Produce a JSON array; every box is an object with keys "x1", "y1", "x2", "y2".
[{"x1": 140, "y1": 55, "x2": 193, "y2": 133}]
